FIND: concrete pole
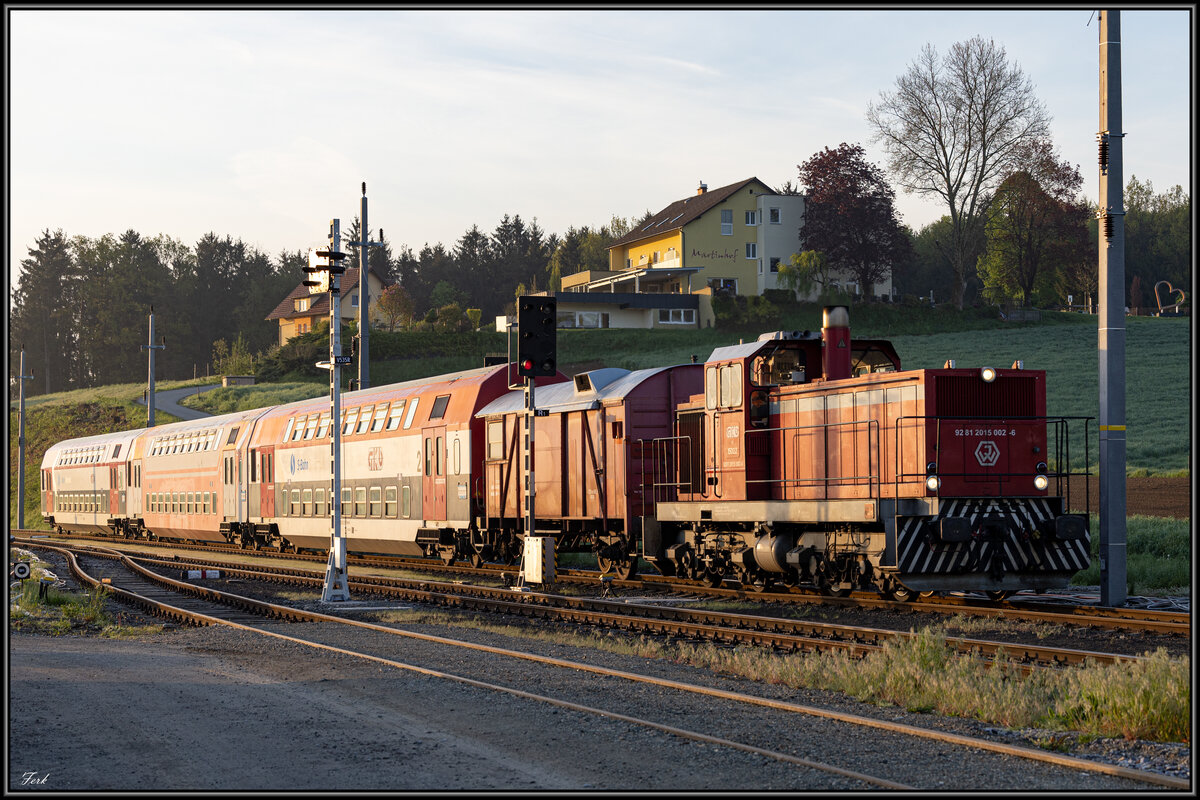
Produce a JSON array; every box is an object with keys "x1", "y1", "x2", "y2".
[
  {"x1": 1098, "y1": 10, "x2": 1127, "y2": 607},
  {"x1": 17, "y1": 346, "x2": 34, "y2": 529},
  {"x1": 359, "y1": 183, "x2": 370, "y2": 391},
  {"x1": 142, "y1": 307, "x2": 166, "y2": 427}
]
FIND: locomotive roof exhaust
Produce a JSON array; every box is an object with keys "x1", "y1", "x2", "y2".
[{"x1": 822, "y1": 305, "x2": 852, "y2": 381}]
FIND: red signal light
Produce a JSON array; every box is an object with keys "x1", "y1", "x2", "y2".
[{"x1": 522, "y1": 359, "x2": 534, "y2": 372}]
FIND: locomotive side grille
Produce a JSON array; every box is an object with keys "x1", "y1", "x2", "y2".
[{"x1": 934, "y1": 376, "x2": 1037, "y2": 418}]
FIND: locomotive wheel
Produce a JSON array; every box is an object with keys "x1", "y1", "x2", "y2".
[
  {"x1": 882, "y1": 580, "x2": 916, "y2": 603},
  {"x1": 734, "y1": 565, "x2": 772, "y2": 593},
  {"x1": 598, "y1": 556, "x2": 636, "y2": 581},
  {"x1": 469, "y1": 551, "x2": 484, "y2": 569},
  {"x1": 702, "y1": 567, "x2": 725, "y2": 588}
]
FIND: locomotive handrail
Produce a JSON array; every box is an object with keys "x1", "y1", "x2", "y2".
[
  {"x1": 745, "y1": 419, "x2": 882, "y2": 500},
  {"x1": 893, "y1": 414, "x2": 1094, "y2": 516}
]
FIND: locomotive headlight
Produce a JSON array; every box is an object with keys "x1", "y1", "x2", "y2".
[
  {"x1": 1033, "y1": 462, "x2": 1049, "y2": 491},
  {"x1": 981, "y1": 367, "x2": 997, "y2": 383},
  {"x1": 926, "y1": 475, "x2": 941, "y2": 492}
]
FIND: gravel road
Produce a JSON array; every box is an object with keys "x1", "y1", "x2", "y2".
[{"x1": 8, "y1": 612, "x2": 1188, "y2": 793}]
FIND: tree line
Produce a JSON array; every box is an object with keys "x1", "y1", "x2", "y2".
[
  {"x1": 8, "y1": 214, "x2": 647, "y2": 397},
  {"x1": 10, "y1": 35, "x2": 1190, "y2": 398}
]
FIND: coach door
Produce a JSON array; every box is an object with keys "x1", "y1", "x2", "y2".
[
  {"x1": 259, "y1": 446, "x2": 275, "y2": 517},
  {"x1": 422, "y1": 426, "x2": 447, "y2": 521},
  {"x1": 109, "y1": 466, "x2": 121, "y2": 517}
]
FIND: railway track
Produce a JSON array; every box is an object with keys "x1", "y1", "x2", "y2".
[
  {"x1": 15, "y1": 537, "x2": 1178, "y2": 672},
  {"x1": 14, "y1": 539, "x2": 1188, "y2": 791},
  {"x1": 18, "y1": 530, "x2": 1189, "y2": 637}
]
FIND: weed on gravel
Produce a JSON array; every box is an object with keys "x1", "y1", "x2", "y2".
[{"x1": 371, "y1": 607, "x2": 1189, "y2": 745}]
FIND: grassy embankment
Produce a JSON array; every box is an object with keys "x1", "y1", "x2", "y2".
[{"x1": 9, "y1": 547, "x2": 163, "y2": 637}]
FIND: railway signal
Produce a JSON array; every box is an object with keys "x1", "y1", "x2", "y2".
[{"x1": 517, "y1": 296, "x2": 557, "y2": 377}]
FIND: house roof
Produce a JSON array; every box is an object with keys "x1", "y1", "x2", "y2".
[
  {"x1": 265, "y1": 266, "x2": 385, "y2": 322},
  {"x1": 609, "y1": 177, "x2": 775, "y2": 250}
]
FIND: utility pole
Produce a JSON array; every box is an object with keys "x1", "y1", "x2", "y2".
[
  {"x1": 16, "y1": 346, "x2": 34, "y2": 529},
  {"x1": 308, "y1": 219, "x2": 351, "y2": 602},
  {"x1": 1097, "y1": 9, "x2": 1127, "y2": 607},
  {"x1": 141, "y1": 307, "x2": 166, "y2": 427},
  {"x1": 349, "y1": 181, "x2": 384, "y2": 391}
]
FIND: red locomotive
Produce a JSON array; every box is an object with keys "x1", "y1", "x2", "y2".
[{"x1": 41, "y1": 305, "x2": 1091, "y2": 599}]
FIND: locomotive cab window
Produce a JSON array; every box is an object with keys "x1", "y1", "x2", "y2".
[
  {"x1": 751, "y1": 348, "x2": 806, "y2": 387},
  {"x1": 850, "y1": 346, "x2": 899, "y2": 377}
]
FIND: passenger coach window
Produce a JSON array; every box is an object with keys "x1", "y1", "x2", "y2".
[
  {"x1": 403, "y1": 399, "x2": 420, "y2": 429},
  {"x1": 227, "y1": 427, "x2": 240, "y2": 445},
  {"x1": 386, "y1": 402, "x2": 406, "y2": 430},
  {"x1": 385, "y1": 486, "x2": 397, "y2": 517},
  {"x1": 355, "y1": 487, "x2": 367, "y2": 517},
  {"x1": 369, "y1": 487, "x2": 381, "y2": 517},
  {"x1": 343, "y1": 409, "x2": 359, "y2": 436},
  {"x1": 429, "y1": 395, "x2": 450, "y2": 420},
  {"x1": 357, "y1": 406, "x2": 374, "y2": 434},
  {"x1": 304, "y1": 416, "x2": 318, "y2": 439},
  {"x1": 370, "y1": 405, "x2": 389, "y2": 432},
  {"x1": 317, "y1": 412, "x2": 331, "y2": 439}
]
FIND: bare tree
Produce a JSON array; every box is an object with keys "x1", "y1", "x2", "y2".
[{"x1": 867, "y1": 36, "x2": 1051, "y2": 308}]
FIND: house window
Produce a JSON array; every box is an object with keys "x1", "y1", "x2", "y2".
[
  {"x1": 769, "y1": 207, "x2": 781, "y2": 224},
  {"x1": 351, "y1": 293, "x2": 359, "y2": 307},
  {"x1": 770, "y1": 257, "x2": 781, "y2": 273},
  {"x1": 294, "y1": 297, "x2": 311, "y2": 312},
  {"x1": 745, "y1": 243, "x2": 758, "y2": 259},
  {"x1": 708, "y1": 278, "x2": 737, "y2": 294},
  {"x1": 720, "y1": 209, "x2": 733, "y2": 235},
  {"x1": 745, "y1": 210, "x2": 758, "y2": 225},
  {"x1": 657, "y1": 309, "x2": 696, "y2": 325},
  {"x1": 573, "y1": 311, "x2": 608, "y2": 329}
]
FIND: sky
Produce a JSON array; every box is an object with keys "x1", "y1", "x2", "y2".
[{"x1": 6, "y1": 7, "x2": 1193, "y2": 294}]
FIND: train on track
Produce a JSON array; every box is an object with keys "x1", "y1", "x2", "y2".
[{"x1": 40, "y1": 305, "x2": 1092, "y2": 600}]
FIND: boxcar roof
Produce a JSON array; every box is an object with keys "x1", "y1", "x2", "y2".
[{"x1": 476, "y1": 366, "x2": 686, "y2": 417}]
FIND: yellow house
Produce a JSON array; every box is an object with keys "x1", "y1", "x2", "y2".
[
  {"x1": 562, "y1": 177, "x2": 808, "y2": 299},
  {"x1": 266, "y1": 266, "x2": 388, "y2": 346}
]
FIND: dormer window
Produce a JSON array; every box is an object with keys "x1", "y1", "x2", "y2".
[{"x1": 295, "y1": 297, "x2": 311, "y2": 312}]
